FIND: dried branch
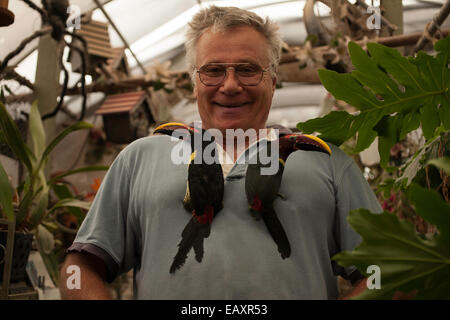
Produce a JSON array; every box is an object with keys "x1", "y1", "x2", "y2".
[
  {"x1": 1, "y1": 67, "x2": 34, "y2": 91},
  {"x1": 0, "y1": 26, "x2": 52, "y2": 74},
  {"x1": 21, "y1": 0, "x2": 48, "y2": 23},
  {"x1": 64, "y1": 32, "x2": 89, "y2": 120},
  {"x1": 414, "y1": 0, "x2": 450, "y2": 52},
  {"x1": 303, "y1": 0, "x2": 331, "y2": 46},
  {"x1": 280, "y1": 28, "x2": 450, "y2": 64}
]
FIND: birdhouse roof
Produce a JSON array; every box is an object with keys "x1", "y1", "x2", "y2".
[
  {"x1": 96, "y1": 91, "x2": 148, "y2": 115},
  {"x1": 74, "y1": 20, "x2": 115, "y2": 59}
]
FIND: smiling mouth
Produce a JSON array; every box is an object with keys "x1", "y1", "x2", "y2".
[{"x1": 214, "y1": 102, "x2": 250, "y2": 108}]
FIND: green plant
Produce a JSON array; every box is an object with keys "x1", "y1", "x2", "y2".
[
  {"x1": 298, "y1": 36, "x2": 449, "y2": 170},
  {"x1": 297, "y1": 36, "x2": 450, "y2": 299},
  {"x1": 0, "y1": 101, "x2": 108, "y2": 283}
]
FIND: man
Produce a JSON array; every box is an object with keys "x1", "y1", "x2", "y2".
[{"x1": 60, "y1": 6, "x2": 380, "y2": 299}]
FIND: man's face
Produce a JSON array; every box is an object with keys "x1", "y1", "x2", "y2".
[{"x1": 194, "y1": 26, "x2": 276, "y2": 133}]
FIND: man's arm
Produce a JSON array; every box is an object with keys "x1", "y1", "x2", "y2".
[{"x1": 59, "y1": 252, "x2": 113, "y2": 300}]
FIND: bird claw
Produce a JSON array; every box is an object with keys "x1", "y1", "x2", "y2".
[{"x1": 277, "y1": 193, "x2": 287, "y2": 201}]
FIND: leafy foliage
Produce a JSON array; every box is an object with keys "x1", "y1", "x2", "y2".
[
  {"x1": 297, "y1": 36, "x2": 450, "y2": 169},
  {"x1": 0, "y1": 101, "x2": 107, "y2": 231},
  {"x1": 428, "y1": 157, "x2": 450, "y2": 175},
  {"x1": 0, "y1": 101, "x2": 110, "y2": 285},
  {"x1": 333, "y1": 184, "x2": 450, "y2": 299},
  {"x1": 296, "y1": 38, "x2": 450, "y2": 299}
]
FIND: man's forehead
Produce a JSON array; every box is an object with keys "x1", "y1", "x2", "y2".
[{"x1": 195, "y1": 26, "x2": 270, "y2": 65}]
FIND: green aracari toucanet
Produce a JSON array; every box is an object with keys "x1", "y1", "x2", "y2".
[
  {"x1": 153, "y1": 122, "x2": 224, "y2": 273},
  {"x1": 245, "y1": 133, "x2": 331, "y2": 259}
]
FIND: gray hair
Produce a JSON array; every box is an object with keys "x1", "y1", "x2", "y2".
[{"x1": 185, "y1": 5, "x2": 282, "y2": 81}]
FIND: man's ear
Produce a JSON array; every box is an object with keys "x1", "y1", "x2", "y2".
[{"x1": 271, "y1": 76, "x2": 277, "y2": 95}]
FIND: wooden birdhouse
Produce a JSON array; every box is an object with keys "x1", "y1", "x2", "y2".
[
  {"x1": 68, "y1": 19, "x2": 116, "y2": 79},
  {"x1": 0, "y1": 0, "x2": 14, "y2": 27},
  {"x1": 96, "y1": 91, "x2": 155, "y2": 144},
  {"x1": 108, "y1": 47, "x2": 130, "y2": 76},
  {"x1": 97, "y1": 47, "x2": 131, "y2": 81}
]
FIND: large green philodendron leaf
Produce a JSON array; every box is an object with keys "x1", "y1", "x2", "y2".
[
  {"x1": 333, "y1": 184, "x2": 450, "y2": 299},
  {"x1": 297, "y1": 36, "x2": 450, "y2": 167}
]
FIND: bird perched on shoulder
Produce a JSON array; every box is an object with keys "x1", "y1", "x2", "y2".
[
  {"x1": 245, "y1": 133, "x2": 331, "y2": 259},
  {"x1": 153, "y1": 123, "x2": 224, "y2": 273}
]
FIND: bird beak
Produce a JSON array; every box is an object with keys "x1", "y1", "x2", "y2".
[
  {"x1": 294, "y1": 134, "x2": 332, "y2": 156},
  {"x1": 153, "y1": 122, "x2": 191, "y2": 135}
]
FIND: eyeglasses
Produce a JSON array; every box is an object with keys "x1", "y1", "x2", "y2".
[{"x1": 196, "y1": 63, "x2": 269, "y2": 86}]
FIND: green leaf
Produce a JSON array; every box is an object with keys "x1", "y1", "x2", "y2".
[
  {"x1": 427, "y1": 157, "x2": 450, "y2": 176},
  {"x1": 0, "y1": 126, "x2": 6, "y2": 145},
  {"x1": 318, "y1": 69, "x2": 381, "y2": 111},
  {"x1": 332, "y1": 208, "x2": 450, "y2": 299},
  {"x1": 48, "y1": 165, "x2": 109, "y2": 186},
  {"x1": 51, "y1": 183, "x2": 86, "y2": 224},
  {"x1": 434, "y1": 35, "x2": 450, "y2": 89},
  {"x1": 296, "y1": 36, "x2": 450, "y2": 167},
  {"x1": 399, "y1": 108, "x2": 421, "y2": 140},
  {"x1": 377, "y1": 178, "x2": 396, "y2": 198},
  {"x1": 374, "y1": 115, "x2": 398, "y2": 168},
  {"x1": 297, "y1": 111, "x2": 359, "y2": 146},
  {"x1": 0, "y1": 101, "x2": 35, "y2": 173},
  {"x1": 35, "y1": 247, "x2": 60, "y2": 286},
  {"x1": 16, "y1": 187, "x2": 34, "y2": 225},
  {"x1": 420, "y1": 97, "x2": 440, "y2": 140},
  {"x1": 35, "y1": 121, "x2": 93, "y2": 174},
  {"x1": 366, "y1": 42, "x2": 423, "y2": 91},
  {"x1": 28, "y1": 100, "x2": 46, "y2": 161},
  {"x1": 36, "y1": 224, "x2": 55, "y2": 255},
  {"x1": 439, "y1": 96, "x2": 450, "y2": 130},
  {"x1": 349, "y1": 41, "x2": 401, "y2": 98},
  {"x1": 396, "y1": 135, "x2": 441, "y2": 187},
  {"x1": 0, "y1": 162, "x2": 14, "y2": 221},
  {"x1": 47, "y1": 198, "x2": 92, "y2": 215},
  {"x1": 407, "y1": 184, "x2": 450, "y2": 243},
  {"x1": 29, "y1": 186, "x2": 49, "y2": 230}
]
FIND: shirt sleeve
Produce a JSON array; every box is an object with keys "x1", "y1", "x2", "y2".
[
  {"x1": 331, "y1": 158, "x2": 382, "y2": 282},
  {"x1": 67, "y1": 150, "x2": 138, "y2": 283}
]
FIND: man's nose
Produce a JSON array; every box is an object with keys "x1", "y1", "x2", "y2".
[{"x1": 220, "y1": 68, "x2": 243, "y2": 94}]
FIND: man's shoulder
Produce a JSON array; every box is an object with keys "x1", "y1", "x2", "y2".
[
  {"x1": 287, "y1": 141, "x2": 358, "y2": 183},
  {"x1": 120, "y1": 135, "x2": 176, "y2": 154},
  {"x1": 111, "y1": 135, "x2": 181, "y2": 169},
  {"x1": 328, "y1": 143, "x2": 354, "y2": 166}
]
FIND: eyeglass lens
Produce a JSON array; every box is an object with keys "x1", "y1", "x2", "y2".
[{"x1": 198, "y1": 64, "x2": 264, "y2": 86}]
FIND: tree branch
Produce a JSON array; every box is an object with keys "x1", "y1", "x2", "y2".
[
  {"x1": 0, "y1": 26, "x2": 52, "y2": 74},
  {"x1": 1, "y1": 67, "x2": 35, "y2": 91},
  {"x1": 414, "y1": 0, "x2": 450, "y2": 52}
]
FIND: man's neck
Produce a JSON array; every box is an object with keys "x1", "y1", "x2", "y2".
[{"x1": 215, "y1": 128, "x2": 273, "y2": 163}]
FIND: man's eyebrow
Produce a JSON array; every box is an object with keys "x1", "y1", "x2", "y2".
[
  {"x1": 203, "y1": 62, "x2": 259, "y2": 66},
  {"x1": 204, "y1": 59, "x2": 259, "y2": 64}
]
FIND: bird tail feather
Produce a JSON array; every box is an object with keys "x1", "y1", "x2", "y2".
[{"x1": 261, "y1": 206, "x2": 291, "y2": 259}]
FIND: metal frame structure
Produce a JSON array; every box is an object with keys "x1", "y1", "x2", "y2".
[{"x1": 0, "y1": 216, "x2": 38, "y2": 300}]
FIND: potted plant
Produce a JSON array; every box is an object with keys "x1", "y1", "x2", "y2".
[{"x1": 0, "y1": 100, "x2": 107, "y2": 285}]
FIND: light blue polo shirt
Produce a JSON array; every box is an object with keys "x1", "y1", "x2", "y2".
[{"x1": 70, "y1": 134, "x2": 381, "y2": 299}]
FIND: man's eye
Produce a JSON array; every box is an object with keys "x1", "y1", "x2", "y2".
[
  {"x1": 236, "y1": 65, "x2": 260, "y2": 75},
  {"x1": 202, "y1": 66, "x2": 225, "y2": 76}
]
